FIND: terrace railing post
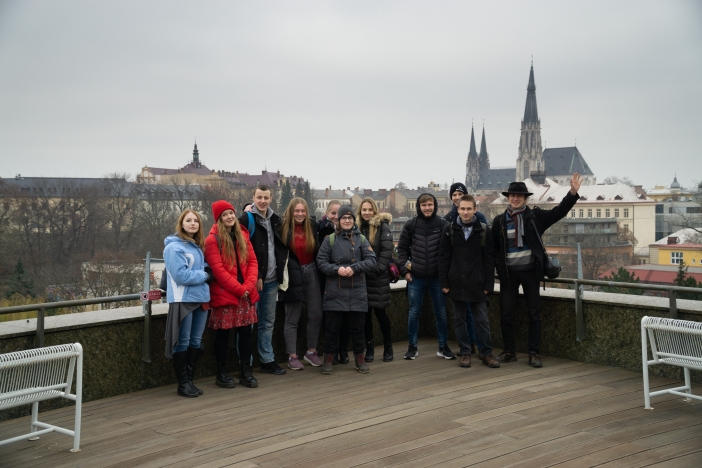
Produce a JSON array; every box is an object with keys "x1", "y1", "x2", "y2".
[
  {"x1": 142, "y1": 252, "x2": 152, "y2": 363},
  {"x1": 669, "y1": 290, "x2": 678, "y2": 320},
  {"x1": 36, "y1": 308, "x2": 45, "y2": 348},
  {"x1": 574, "y1": 280, "x2": 585, "y2": 341}
]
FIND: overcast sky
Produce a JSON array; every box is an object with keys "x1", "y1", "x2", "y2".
[{"x1": 1, "y1": 1, "x2": 700, "y2": 192}]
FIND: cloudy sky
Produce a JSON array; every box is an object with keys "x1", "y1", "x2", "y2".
[{"x1": 1, "y1": 1, "x2": 700, "y2": 191}]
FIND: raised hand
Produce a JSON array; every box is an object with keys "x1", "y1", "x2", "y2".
[{"x1": 570, "y1": 172, "x2": 583, "y2": 195}]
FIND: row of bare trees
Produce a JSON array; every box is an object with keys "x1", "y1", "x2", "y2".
[{"x1": 0, "y1": 174, "x2": 262, "y2": 301}]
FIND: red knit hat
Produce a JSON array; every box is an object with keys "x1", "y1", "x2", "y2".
[{"x1": 212, "y1": 200, "x2": 235, "y2": 221}]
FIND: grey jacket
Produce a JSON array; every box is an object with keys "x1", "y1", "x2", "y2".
[{"x1": 316, "y1": 226, "x2": 377, "y2": 312}]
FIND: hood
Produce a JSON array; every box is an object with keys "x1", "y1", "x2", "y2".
[
  {"x1": 368, "y1": 212, "x2": 392, "y2": 228},
  {"x1": 251, "y1": 204, "x2": 273, "y2": 220},
  {"x1": 415, "y1": 193, "x2": 438, "y2": 219},
  {"x1": 208, "y1": 223, "x2": 220, "y2": 236},
  {"x1": 164, "y1": 234, "x2": 185, "y2": 247}
]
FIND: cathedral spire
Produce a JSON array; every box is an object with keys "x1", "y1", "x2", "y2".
[
  {"x1": 479, "y1": 123, "x2": 490, "y2": 170},
  {"x1": 468, "y1": 123, "x2": 478, "y2": 158},
  {"x1": 523, "y1": 64, "x2": 539, "y2": 123},
  {"x1": 192, "y1": 141, "x2": 200, "y2": 168}
]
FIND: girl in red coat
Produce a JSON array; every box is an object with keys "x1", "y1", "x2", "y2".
[{"x1": 205, "y1": 200, "x2": 260, "y2": 388}]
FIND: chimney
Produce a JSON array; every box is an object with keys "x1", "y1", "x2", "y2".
[
  {"x1": 347, "y1": 187, "x2": 350, "y2": 191},
  {"x1": 355, "y1": 187, "x2": 359, "y2": 192},
  {"x1": 379, "y1": 189, "x2": 386, "y2": 195},
  {"x1": 364, "y1": 189, "x2": 372, "y2": 195},
  {"x1": 325, "y1": 188, "x2": 329, "y2": 197}
]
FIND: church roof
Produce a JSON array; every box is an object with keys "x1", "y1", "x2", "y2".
[
  {"x1": 467, "y1": 125, "x2": 478, "y2": 159},
  {"x1": 543, "y1": 147, "x2": 594, "y2": 176},
  {"x1": 476, "y1": 167, "x2": 514, "y2": 192}
]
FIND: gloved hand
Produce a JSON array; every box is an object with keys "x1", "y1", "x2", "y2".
[{"x1": 204, "y1": 266, "x2": 214, "y2": 284}]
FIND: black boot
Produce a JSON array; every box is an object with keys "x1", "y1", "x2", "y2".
[
  {"x1": 172, "y1": 351, "x2": 199, "y2": 398},
  {"x1": 186, "y1": 347, "x2": 203, "y2": 395},
  {"x1": 365, "y1": 341, "x2": 375, "y2": 362},
  {"x1": 383, "y1": 341, "x2": 393, "y2": 362},
  {"x1": 214, "y1": 341, "x2": 236, "y2": 388},
  {"x1": 240, "y1": 362, "x2": 259, "y2": 388}
]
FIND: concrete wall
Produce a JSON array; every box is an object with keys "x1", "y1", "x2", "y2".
[{"x1": 1, "y1": 286, "x2": 700, "y2": 422}]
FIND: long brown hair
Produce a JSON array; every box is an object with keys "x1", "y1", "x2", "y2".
[
  {"x1": 281, "y1": 197, "x2": 316, "y2": 254},
  {"x1": 216, "y1": 213, "x2": 248, "y2": 267},
  {"x1": 356, "y1": 197, "x2": 380, "y2": 241},
  {"x1": 175, "y1": 209, "x2": 205, "y2": 250}
]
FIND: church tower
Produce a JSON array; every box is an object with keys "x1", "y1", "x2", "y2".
[
  {"x1": 192, "y1": 142, "x2": 201, "y2": 168},
  {"x1": 465, "y1": 124, "x2": 480, "y2": 192},
  {"x1": 516, "y1": 63, "x2": 544, "y2": 182},
  {"x1": 479, "y1": 124, "x2": 490, "y2": 170}
]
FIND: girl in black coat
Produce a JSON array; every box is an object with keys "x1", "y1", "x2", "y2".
[{"x1": 356, "y1": 198, "x2": 394, "y2": 362}]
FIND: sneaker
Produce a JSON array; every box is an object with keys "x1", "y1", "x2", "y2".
[
  {"x1": 437, "y1": 345, "x2": 456, "y2": 360},
  {"x1": 260, "y1": 361, "x2": 287, "y2": 375},
  {"x1": 321, "y1": 354, "x2": 334, "y2": 374},
  {"x1": 287, "y1": 356, "x2": 304, "y2": 370},
  {"x1": 481, "y1": 354, "x2": 501, "y2": 368},
  {"x1": 404, "y1": 345, "x2": 418, "y2": 360},
  {"x1": 459, "y1": 354, "x2": 471, "y2": 368},
  {"x1": 355, "y1": 354, "x2": 370, "y2": 374},
  {"x1": 496, "y1": 351, "x2": 517, "y2": 363},
  {"x1": 303, "y1": 351, "x2": 322, "y2": 367},
  {"x1": 529, "y1": 354, "x2": 543, "y2": 368}
]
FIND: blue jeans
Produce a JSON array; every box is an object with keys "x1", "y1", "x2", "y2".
[
  {"x1": 173, "y1": 306, "x2": 207, "y2": 354},
  {"x1": 407, "y1": 277, "x2": 449, "y2": 347},
  {"x1": 256, "y1": 280, "x2": 279, "y2": 364}
]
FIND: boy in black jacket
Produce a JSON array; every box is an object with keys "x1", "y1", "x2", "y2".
[{"x1": 439, "y1": 194, "x2": 500, "y2": 369}]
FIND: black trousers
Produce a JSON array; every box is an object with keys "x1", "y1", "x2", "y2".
[
  {"x1": 324, "y1": 311, "x2": 365, "y2": 355},
  {"x1": 214, "y1": 326, "x2": 252, "y2": 368},
  {"x1": 499, "y1": 267, "x2": 542, "y2": 355},
  {"x1": 365, "y1": 307, "x2": 392, "y2": 344}
]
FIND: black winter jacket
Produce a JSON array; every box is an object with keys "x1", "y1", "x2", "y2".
[
  {"x1": 439, "y1": 219, "x2": 495, "y2": 303},
  {"x1": 279, "y1": 219, "x2": 319, "y2": 303},
  {"x1": 239, "y1": 210, "x2": 288, "y2": 284},
  {"x1": 397, "y1": 193, "x2": 446, "y2": 278},
  {"x1": 444, "y1": 206, "x2": 489, "y2": 227},
  {"x1": 316, "y1": 226, "x2": 376, "y2": 312},
  {"x1": 492, "y1": 191, "x2": 579, "y2": 284},
  {"x1": 359, "y1": 213, "x2": 393, "y2": 309},
  {"x1": 316, "y1": 217, "x2": 336, "y2": 245}
]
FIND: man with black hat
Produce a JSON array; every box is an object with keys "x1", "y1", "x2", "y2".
[{"x1": 493, "y1": 173, "x2": 582, "y2": 368}]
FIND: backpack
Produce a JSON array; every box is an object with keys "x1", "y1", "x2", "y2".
[
  {"x1": 328, "y1": 232, "x2": 367, "y2": 247},
  {"x1": 242, "y1": 211, "x2": 255, "y2": 238}
]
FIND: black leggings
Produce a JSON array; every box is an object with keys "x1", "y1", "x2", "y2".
[
  {"x1": 214, "y1": 326, "x2": 252, "y2": 367},
  {"x1": 365, "y1": 307, "x2": 392, "y2": 344}
]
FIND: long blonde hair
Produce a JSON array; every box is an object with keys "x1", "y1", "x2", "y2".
[
  {"x1": 216, "y1": 214, "x2": 248, "y2": 267},
  {"x1": 281, "y1": 197, "x2": 316, "y2": 254},
  {"x1": 175, "y1": 209, "x2": 205, "y2": 250},
  {"x1": 356, "y1": 197, "x2": 380, "y2": 241}
]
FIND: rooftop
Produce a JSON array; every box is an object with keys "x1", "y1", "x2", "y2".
[{"x1": 1, "y1": 337, "x2": 700, "y2": 467}]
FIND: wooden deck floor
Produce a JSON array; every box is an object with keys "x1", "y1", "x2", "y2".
[{"x1": 1, "y1": 339, "x2": 701, "y2": 468}]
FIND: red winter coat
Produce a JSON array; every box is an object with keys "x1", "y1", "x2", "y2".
[{"x1": 204, "y1": 224, "x2": 259, "y2": 308}]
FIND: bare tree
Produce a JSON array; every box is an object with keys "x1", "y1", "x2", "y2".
[{"x1": 603, "y1": 175, "x2": 635, "y2": 186}]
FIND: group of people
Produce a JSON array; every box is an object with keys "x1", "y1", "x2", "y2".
[{"x1": 163, "y1": 173, "x2": 582, "y2": 398}]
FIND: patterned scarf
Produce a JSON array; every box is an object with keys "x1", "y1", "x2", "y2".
[{"x1": 507, "y1": 206, "x2": 527, "y2": 248}]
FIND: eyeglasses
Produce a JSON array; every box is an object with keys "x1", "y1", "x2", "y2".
[{"x1": 340, "y1": 216, "x2": 354, "y2": 221}]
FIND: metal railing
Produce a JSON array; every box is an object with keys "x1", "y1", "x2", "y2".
[{"x1": 1, "y1": 275, "x2": 699, "y2": 354}]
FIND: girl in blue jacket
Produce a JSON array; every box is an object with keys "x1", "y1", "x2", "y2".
[{"x1": 164, "y1": 209, "x2": 211, "y2": 398}]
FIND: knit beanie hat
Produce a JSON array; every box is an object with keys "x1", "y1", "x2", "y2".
[
  {"x1": 212, "y1": 200, "x2": 235, "y2": 221},
  {"x1": 449, "y1": 182, "x2": 468, "y2": 198},
  {"x1": 337, "y1": 204, "x2": 356, "y2": 222}
]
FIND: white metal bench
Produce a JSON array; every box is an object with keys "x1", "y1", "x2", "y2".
[
  {"x1": 641, "y1": 316, "x2": 702, "y2": 409},
  {"x1": 0, "y1": 343, "x2": 83, "y2": 452}
]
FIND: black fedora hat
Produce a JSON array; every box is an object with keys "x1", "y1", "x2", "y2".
[{"x1": 502, "y1": 181, "x2": 533, "y2": 197}]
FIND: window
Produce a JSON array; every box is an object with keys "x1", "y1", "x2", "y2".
[
  {"x1": 614, "y1": 209, "x2": 620, "y2": 217},
  {"x1": 596, "y1": 209, "x2": 601, "y2": 217},
  {"x1": 587, "y1": 209, "x2": 592, "y2": 218},
  {"x1": 575, "y1": 224, "x2": 584, "y2": 234},
  {"x1": 579, "y1": 209, "x2": 584, "y2": 218},
  {"x1": 571, "y1": 209, "x2": 575, "y2": 218},
  {"x1": 624, "y1": 223, "x2": 629, "y2": 231},
  {"x1": 671, "y1": 252, "x2": 683, "y2": 264},
  {"x1": 605, "y1": 208, "x2": 610, "y2": 217},
  {"x1": 624, "y1": 208, "x2": 629, "y2": 218}
]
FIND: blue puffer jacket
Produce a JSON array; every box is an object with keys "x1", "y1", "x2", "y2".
[{"x1": 163, "y1": 234, "x2": 210, "y2": 304}]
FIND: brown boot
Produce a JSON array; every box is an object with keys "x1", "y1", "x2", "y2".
[
  {"x1": 322, "y1": 354, "x2": 334, "y2": 374},
  {"x1": 355, "y1": 353, "x2": 370, "y2": 374},
  {"x1": 459, "y1": 354, "x2": 471, "y2": 368},
  {"x1": 481, "y1": 354, "x2": 501, "y2": 368}
]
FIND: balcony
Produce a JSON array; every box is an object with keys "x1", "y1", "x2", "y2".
[{"x1": 1, "y1": 286, "x2": 701, "y2": 466}]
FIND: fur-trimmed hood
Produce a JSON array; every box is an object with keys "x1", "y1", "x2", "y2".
[{"x1": 368, "y1": 212, "x2": 392, "y2": 227}]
